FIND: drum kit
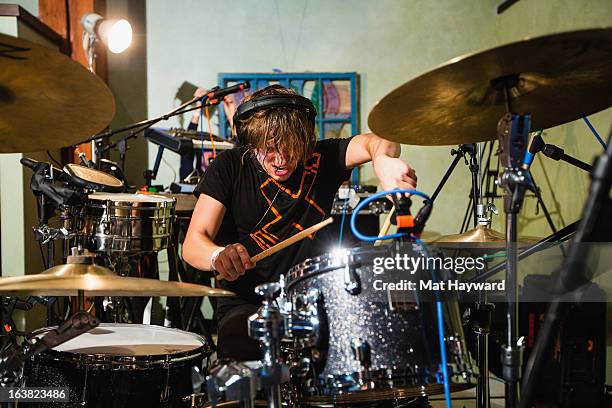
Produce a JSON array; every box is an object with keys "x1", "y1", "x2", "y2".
[{"x1": 0, "y1": 26, "x2": 611, "y2": 408}]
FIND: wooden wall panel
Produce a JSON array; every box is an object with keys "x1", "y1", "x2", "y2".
[{"x1": 39, "y1": 0, "x2": 109, "y2": 162}]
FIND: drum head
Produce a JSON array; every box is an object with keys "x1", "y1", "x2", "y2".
[
  {"x1": 65, "y1": 163, "x2": 124, "y2": 193},
  {"x1": 37, "y1": 324, "x2": 205, "y2": 356},
  {"x1": 88, "y1": 192, "x2": 176, "y2": 203}
]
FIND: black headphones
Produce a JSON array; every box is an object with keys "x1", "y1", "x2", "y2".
[{"x1": 233, "y1": 94, "x2": 317, "y2": 145}]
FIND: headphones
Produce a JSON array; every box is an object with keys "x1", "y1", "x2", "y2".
[{"x1": 232, "y1": 94, "x2": 317, "y2": 146}]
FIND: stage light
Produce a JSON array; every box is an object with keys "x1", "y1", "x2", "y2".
[{"x1": 81, "y1": 13, "x2": 132, "y2": 71}]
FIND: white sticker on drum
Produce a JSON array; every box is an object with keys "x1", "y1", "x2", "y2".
[{"x1": 46, "y1": 324, "x2": 204, "y2": 356}]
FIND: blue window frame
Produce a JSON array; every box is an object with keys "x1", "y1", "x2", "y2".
[{"x1": 218, "y1": 72, "x2": 360, "y2": 183}]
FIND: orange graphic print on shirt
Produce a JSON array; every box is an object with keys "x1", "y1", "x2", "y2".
[{"x1": 250, "y1": 153, "x2": 325, "y2": 250}]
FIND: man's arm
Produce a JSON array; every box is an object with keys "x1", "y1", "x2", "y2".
[
  {"x1": 183, "y1": 194, "x2": 254, "y2": 281},
  {"x1": 345, "y1": 133, "x2": 417, "y2": 190}
]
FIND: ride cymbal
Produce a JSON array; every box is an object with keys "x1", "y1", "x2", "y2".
[
  {"x1": 369, "y1": 28, "x2": 612, "y2": 145},
  {"x1": 0, "y1": 33, "x2": 115, "y2": 152},
  {"x1": 0, "y1": 260, "x2": 234, "y2": 297}
]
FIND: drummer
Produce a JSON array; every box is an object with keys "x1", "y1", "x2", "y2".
[{"x1": 183, "y1": 84, "x2": 417, "y2": 360}]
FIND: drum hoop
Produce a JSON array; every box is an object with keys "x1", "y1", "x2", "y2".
[
  {"x1": 87, "y1": 193, "x2": 177, "y2": 204},
  {"x1": 29, "y1": 324, "x2": 209, "y2": 370},
  {"x1": 286, "y1": 246, "x2": 390, "y2": 290}
]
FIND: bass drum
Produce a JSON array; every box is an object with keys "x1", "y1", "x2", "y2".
[
  {"x1": 24, "y1": 324, "x2": 210, "y2": 407},
  {"x1": 285, "y1": 245, "x2": 475, "y2": 405}
]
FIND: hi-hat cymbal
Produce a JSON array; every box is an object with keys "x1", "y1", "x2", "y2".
[
  {"x1": 0, "y1": 261, "x2": 234, "y2": 297},
  {"x1": 427, "y1": 225, "x2": 540, "y2": 249},
  {"x1": 369, "y1": 28, "x2": 612, "y2": 145},
  {"x1": 0, "y1": 33, "x2": 115, "y2": 153}
]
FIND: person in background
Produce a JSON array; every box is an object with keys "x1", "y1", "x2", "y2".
[{"x1": 179, "y1": 88, "x2": 237, "y2": 181}]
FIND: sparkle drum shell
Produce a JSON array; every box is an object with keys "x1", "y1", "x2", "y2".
[
  {"x1": 80, "y1": 193, "x2": 176, "y2": 254},
  {"x1": 24, "y1": 324, "x2": 210, "y2": 407},
  {"x1": 285, "y1": 245, "x2": 474, "y2": 402}
]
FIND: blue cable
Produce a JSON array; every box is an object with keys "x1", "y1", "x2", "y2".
[
  {"x1": 413, "y1": 236, "x2": 451, "y2": 408},
  {"x1": 582, "y1": 117, "x2": 607, "y2": 149},
  {"x1": 349, "y1": 189, "x2": 431, "y2": 242}
]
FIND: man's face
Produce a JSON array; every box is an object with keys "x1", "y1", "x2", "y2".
[{"x1": 258, "y1": 146, "x2": 297, "y2": 182}]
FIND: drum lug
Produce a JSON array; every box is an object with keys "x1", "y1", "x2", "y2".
[
  {"x1": 287, "y1": 289, "x2": 319, "y2": 347},
  {"x1": 350, "y1": 338, "x2": 371, "y2": 372},
  {"x1": 330, "y1": 374, "x2": 360, "y2": 393},
  {"x1": 446, "y1": 334, "x2": 472, "y2": 379},
  {"x1": 343, "y1": 265, "x2": 361, "y2": 295},
  {"x1": 290, "y1": 356, "x2": 311, "y2": 378}
]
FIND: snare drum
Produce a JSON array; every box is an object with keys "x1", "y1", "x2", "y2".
[
  {"x1": 24, "y1": 324, "x2": 210, "y2": 407},
  {"x1": 80, "y1": 193, "x2": 175, "y2": 254},
  {"x1": 285, "y1": 245, "x2": 475, "y2": 404}
]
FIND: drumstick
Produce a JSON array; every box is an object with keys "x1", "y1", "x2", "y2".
[
  {"x1": 374, "y1": 208, "x2": 395, "y2": 247},
  {"x1": 250, "y1": 217, "x2": 333, "y2": 263}
]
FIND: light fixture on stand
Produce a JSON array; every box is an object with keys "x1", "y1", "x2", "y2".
[{"x1": 80, "y1": 13, "x2": 132, "y2": 161}]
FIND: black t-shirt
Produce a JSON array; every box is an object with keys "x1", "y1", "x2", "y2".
[{"x1": 194, "y1": 138, "x2": 353, "y2": 318}]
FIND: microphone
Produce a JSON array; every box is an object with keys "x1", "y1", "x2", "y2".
[
  {"x1": 206, "y1": 82, "x2": 250, "y2": 103},
  {"x1": 20, "y1": 158, "x2": 71, "y2": 183},
  {"x1": 522, "y1": 133, "x2": 544, "y2": 170},
  {"x1": 0, "y1": 312, "x2": 98, "y2": 387},
  {"x1": 26, "y1": 311, "x2": 99, "y2": 357}
]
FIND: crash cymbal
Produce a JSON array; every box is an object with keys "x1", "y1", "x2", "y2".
[
  {"x1": 0, "y1": 259, "x2": 234, "y2": 297},
  {"x1": 0, "y1": 33, "x2": 115, "y2": 153},
  {"x1": 427, "y1": 225, "x2": 540, "y2": 249},
  {"x1": 369, "y1": 28, "x2": 612, "y2": 145}
]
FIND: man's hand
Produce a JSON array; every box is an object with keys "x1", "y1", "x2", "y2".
[
  {"x1": 213, "y1": 243, "x2": 256, "y2": 281},
  {"x1": 372, "y1": 155, "x2": 417, "y2": 192}
]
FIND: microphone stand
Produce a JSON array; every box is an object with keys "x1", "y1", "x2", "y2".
[
  {"x1": 0, "y1": 311, "x2": 99, "y2": 387},
  {"x1": 92, "y1": 98, "x2": 219, "y2": 175},
  {"x1": 519, "y1": 129, "x2": 612, "y2": 408}
]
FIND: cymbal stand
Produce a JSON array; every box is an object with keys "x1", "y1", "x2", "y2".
[
  {"x1": 248, "y1": 283, "x2": 288, "y2": 408},
  {"x1": 466, "y1": 299, "x2": 494, "y2": 408},
  {"x1": 430, "y1": 144, "x2": 483, "y2": 228},
  {"x1": 206, "y1": 282, "x2": 289, "y2": 408},
  {"x1": 493, "y1": 75, "x2": 533, "y2": 408}
]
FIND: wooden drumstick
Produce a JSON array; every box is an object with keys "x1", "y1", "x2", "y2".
[
  {"x1": 250, "y1": 217, "x2": 333, "y2": 263},
  {"x1": 374, "y1": 208, "x2": 395, "y2": 247}
]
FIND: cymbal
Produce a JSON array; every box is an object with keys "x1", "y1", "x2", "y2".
[
  {"x1": 369, "y1": 28, "x2": 612, "y2": 145},
  {"x1": 0, "y1": 261, "x2": 234, "y2": 297},
  {"x1": 427, "y1": 225, "x2": 540, "y2": 249},
  {"x1": 0, "y1": 33, "x2": 115, "y2": 153}
]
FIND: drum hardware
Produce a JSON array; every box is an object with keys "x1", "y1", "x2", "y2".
[
  {"x1": 207, "y1": 283, "x2": 290, "y2": 408},
  {"x1": 464, "y1": 302, "x2": 495, "y2": 408},
  {"x1": 495, "y1": 108, "x2": 533, "y2": 408}
]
